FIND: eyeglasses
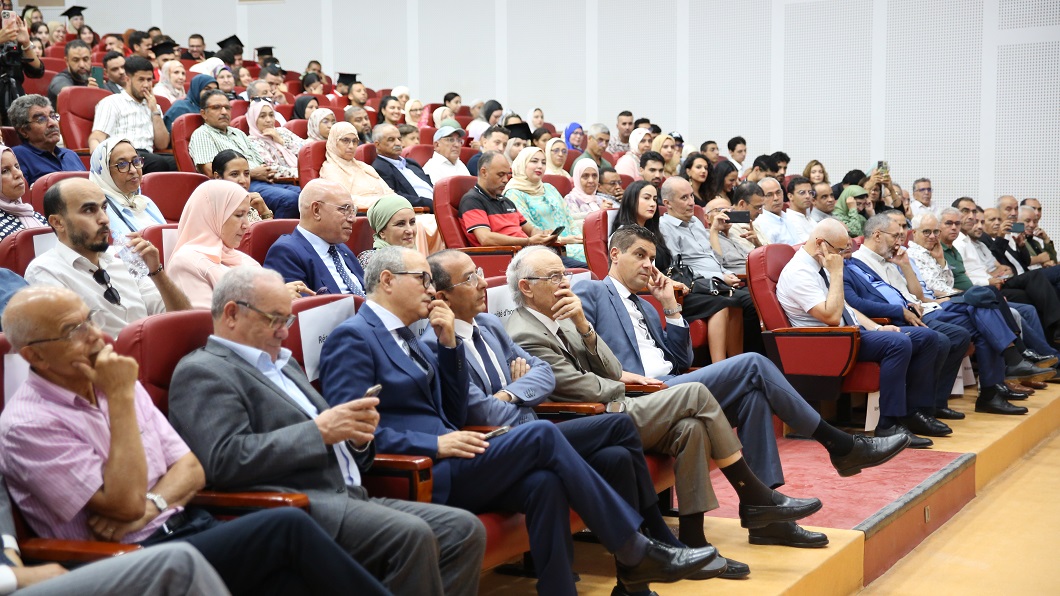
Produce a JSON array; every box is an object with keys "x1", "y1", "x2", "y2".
[
  {"x1": 551, "y1": 148, "x2": 567, "y2": 154},
  {"x1": 205, "y1": 104, "x2": 232, "y2": 111},
  {"x1": 235, "y1": 301, "x2": 296, "y2": 329},
  {"x1": 442, "y1": 267, "x2": 485, "y2": 291},
  {"x1": 524, "y1": 271, "x2": 573, "y2": 285},
  {"x1": 916, "y1": 187, "x2": 932, "y2": 193},
  {"x1": 794, "y1": 189, "x2": 816, "y2": 197},
  {"x1": 921, "y1": 229, "x2": 941, "y2": 237},
  {"x1": 315, "y1": 200, "x2": 356, "y2": 216},
  {"x1": 30, "y1": 113, "x2": 60, "y2": 125},
  {"x1": 92, "y1": 268, "x2": 121, "y2": 306},
  {"x1": 336, "y1": 136, "x2": 358, "y2": 146},
  {"x1": 878, "y1": 229, "x2": 901, "y2": 240},
  {"x1": 942, "y1": 220, "x2": 961, "y2": 227},
  {"x1": 822, "y1": 239, "x2": 853, "y2": 256},
  {"x1": 392, "y1": 270, "x2": 434, "y2": 289},
  {"x1": 26, "y1": 309, "x2": 104, "y2": 346},
  {"x1": 250, "y1": 96, "x2": 275, "y2": 104},
  {"x1": 110, "y1": 156, "x2": 145, "y2": 173}
]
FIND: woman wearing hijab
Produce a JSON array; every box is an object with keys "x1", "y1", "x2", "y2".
[
  {"x1": 614, "y1": 128, "x2": 652, "y2": 180},
  {"x1": 291, "y1": 95, "x2": 318, "y2": 120},
  {"x1": 404, "y1": 99, "x2": 423, "y2": 127},
  {"x1": 833, "y1": 185, "x2": 870, "y2": 237},
  {"x1": 563, "y1": 123, "x2": 585, "y2": 151},
  {"x1": 504, "y1": 147, "x2": 584, "y2": 264},
  {"x1": 564, "y1": 159, "x2": 613, "y2": 221},
  {"x1": 466, "y1": 99, "x2": 502, "y2": 140},
  {"x1": 358, "y1": 194, "x2": 417, "y2": 269},
  {"x1": 320, "y1": 122, "x2": 392, "y2": 209},
  {"x1": 152, "y1": 60, "x2": 187, "y2": 103},
  {"x1": 543, "y1": 137, "x2": 570, "y2": 179},
  {"x1": 246, "y1": 101, "x2": 304, "y2": 180},
  {"x1": 0, "y1": 145, "x2": 45, "y2": 240},
  {"x1": 307, "y1": 108, "x2": 335, "y2": 142},
  {"x1": 89, "y1": 138, "x2": 166, "y2": 239},
  {"x1": 163, "y1": 74, "x2": 217, "y2": 131},
  {"x1": 431, "y1": 106, "x2": 454, "y2": 128},
  {"x1": 168, "y1": 180, "x2": 311, "y2": 308}
]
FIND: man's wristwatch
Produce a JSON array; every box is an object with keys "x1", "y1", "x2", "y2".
[
  {"x1": 663, "y1": 305, "x2": 683, "y2": 316},
  {"x1": 579, "y1": 324, "x2": 595, "y2": 338},
  {"x1": 146, "y1": 492, "x2": 167, "y2": 513}
]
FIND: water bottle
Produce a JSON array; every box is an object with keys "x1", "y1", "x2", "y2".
[{"x1": 113, "y1": 231, "x2": 149, "y2": 279}]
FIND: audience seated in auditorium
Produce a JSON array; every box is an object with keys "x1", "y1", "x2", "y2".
[
  {"x1": 318, "y1": 245, "x2": 719, "y2": 595},
  {"x1": 750, "y1": 177, "x2": 794, "y2": 245},
  {"x1": 167, "y1": 266, "x2": 483, "y2": 595},
  {"x1": 639, "y1": 151, "x2": 666, "y2": 190},
  {"x1": 700, "y1": 140, "x2": 721, "y2": 164},
  {"x1": 371, "y1": 123, "x2": 434, "y2": 210},
  {"x1": 702, "y1": 159, "x2": 737, "y2": 204},
  {"x1": 423, "y1": 122, "x2": 471, "y2": 184},
  {"x1": 782, "y1": 176, "x2": 816, "y2": 244},
  {"x1": 909, "y1": 177, "x2": 935, "y2": 217},
  {"x1": 723, "y1": 181, "x2": 766, "y2": 253},
  {"x1": 428, "y1": 106, "x2": 452, "y2": 129},
  {"x1": 189, "y1": 90, "x2": 300, "y2": 218},
  {"x1": 563, "y1": 122, "x2": 585, "y2": 151},
  {"x1": 344, "y1": 106, "x2": 373, "y2": 144},
  {"x1": 598, "y1": 169, "x2": 624, "y2": 203},
  {"x1": 503, "y1": 122, "x2": 532, "y2": 163},
  {"x1": 47, "y1": 40, "x2": 94, "y2": 108},
  {"x1": 168, "y1": 180, "x2": 309, "y2": 309},
  {"x1": 319, "y1": 122, "x2": 392, "y2": 208},
  {"x1": 466, "y1": 100, "x2": 502, "y2": 140},
  {"x1": 543, "y1": 137, "x2": 571, "y2": 179},
  {"x1": 345, "y1": 77, "x2": 373, "y2": 114},
  {"x1": 210, "y1": 149, "x2": 273, "y2": 222},
  {"x1": 404, "y1": 99, "x2": 423, "y2": 127},
  {"x1": 0, "y1": 145, "x2": 46, "y2": 241},
  {"x1": 650, "y1": 133, "x2": 679, "y2": 177},
  {"x1": 153, "y1": 59, "x2": 187, "y2": 103},
  {"x1": 291, "y1": 95, "x2": 318, "y2": 120},
  {"x1": 564, "y1": 159, "x2": 613, "y2": 220},
  {"x1": 355, "y1": 194, "x2": 420, "y2": 270},
  {"x1": 727, "y1": 136, "x2": 747, "y2": 175},
  {"x1": 608, "y1": 110, "x2": 633, "y2": 154},
  {"x1": 678, "y1": 152, "x2": 711, "y2": 205},
  {"x1": 163, "y1": 74, "x2": 217, "y2": 131},
  {"x1": 246, "y1": 100, "x2": 304, "y2": 180},
  {"x1": 570, "y1": 123, "x2": 613, "y2": 173},
  {"x1": 1019, "y1": 202, "x2": 1055, "y2": 267},
  {"x1": 89, "y1": 137, "x2": 167, "y2": 236},
  {"x1": 809, "y1": 181, "x2": 836, "y2": 223},
  {"x1": 459, "y1": 151, "x2": 559, "y2": 250},
  {"x1": 743, "y1": 155, "x2": 777, "y2": 185},
  {"x1": 0, "y1": 286, "x2": 387, "y2": 596},
  {"x1": 26, "y1": 178, "x2": 190, "y2": 336},
  {"x1": 615, "y1": 128, "x2": 651, "y2": 181},
  {"x1": 704, "y1": 197, "x2": 750, "y2": 276},
  {"x1": 832, "y1": 184, "x2": 870, "y2": 237},
  {"x1": 94, "y1": 51, "x2": 126, "y2": 95},
  {"x1": 263, "y1": 179, "x2": 365, "y2": 295},
  {"x1": 376, "y1": 96, "x2": 403, "y2": 128},
  {"x1": 301, "y1": 107, "x2": 333, "y2": 142},
  {"x1": 530, "y1": 126, "x2": 552, "y2": 151},
  {"x1": 466, "y1": 125, "x2": 509, "y2": 178},
  {"x1": 504, "y1": 147, "x2": 586, "y2": 266}
]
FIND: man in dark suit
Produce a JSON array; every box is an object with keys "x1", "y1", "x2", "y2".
[
  {"x1": 371, "y1": 123, "x2": 434, "y2": 210},
  {"x1": 168, "y1": 267, "x2": 484, "y2": 596},
  {"x1": 319, "y1": 246, "x2": 720, "y2": 596},
  {"x1": 263, "y1": 179, "x2": 366, "y2": 296},
  {"x1": 422, "y1": 249, "x2": 729, "y2": 583}
]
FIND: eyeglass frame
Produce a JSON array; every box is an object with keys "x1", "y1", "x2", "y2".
[
  {"x1": 524, "y1": 271, "x2": 574, "y2": 285},
  {"x1": 235, "y1": 301, "x2": 296, "y2": 329},
  {"x1": 822, "y1": 238, "x2": 853, "y2": 256},
  {"x1": 314, "y1": 200, "x2": 356, "y2": 217},
  {"x1": 391, "y1": 270, "x2": 434, "y2": 289},
  {"x1": 440, "y1": 267, "x2": 485, "y2": 291},
  {"x1": 26, "y1": 309, "x2": 104, "y2": 346},
  {"x1": 110, "y1": 156, "x2": 145, "y2": 173},
  {"x1": 30, "y1": 113, "x2": 60, "y2": 126}
]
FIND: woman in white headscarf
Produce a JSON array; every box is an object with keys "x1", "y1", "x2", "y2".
[
  {"x1": 307, "y1": 108, "x2": 336, "y2": 142},
  {"x1": 543, "y1": 137, "x2": 571, "y2": 179},
  {"x1": 152, "y1": 60, "x2": 187, "y2": 103},
  {"x1": 89, "y1": 137, "x2": 166, "y2": 239},
  {"x1": 615, "y1": 128, "x2": 653, "y2": 180}
]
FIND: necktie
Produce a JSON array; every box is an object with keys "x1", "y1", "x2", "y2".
[
  {"x1": 555, "y1": 328, "x2": 585, "y2": 372},
  {"x1": 626, "y1": 293, "x2": 653, "y2": 336},
  {"x1": 818, "y1": 268, "x2": 857, "y2": 326},
  {"x1": 396, "y1": 326, "x2": 435, "y2": 385},
  {"x1": 328, "y1": 245, "x2": 364, "y2": 296},
  {"x1": 471, "y1": 327, "x2": 503, "y2": 393}
]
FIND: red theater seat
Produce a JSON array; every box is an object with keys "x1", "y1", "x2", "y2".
[
  {"x1": 237, "y1": 219, "x2": 298, "y2": 264},
  {"x1": 170, "y1": 113, "x2": 204, "y2": 173},
  {"x1": 140, "y1": 172, "x2": 209, "y2": 223},
  {"x1": 298, "y1": 140, "x2": 327, "y2": 188}
]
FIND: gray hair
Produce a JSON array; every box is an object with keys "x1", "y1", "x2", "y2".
[
  {"x1": 211, "y1": 266, "x2": 284, "y2": 319},
  {"x1": 1019, "y1": 205, "x2": 1037, "y2": 219},
  {"x1": 587, "y1": 123, "x2": 609, "y2": 137},
  {"x1": 659, "y1": 176, "x2": 687, "y2": 203},
  {"x1": 246, "y1": 80, "x2": 270, "y2": 99},
  {"x1": 995, "y1": 195, "x2": 1017, "y2": 208},
  {"x1": 2, "y1": 287, "x2": 38, "y2": 349},
  {"x1": 364, "y1": 246, "x2": 415, "y2": 294},
  {"x1": 913, "y1": 177, "x2": 930, "y2": 188},
  {"x1": 7, "y1": 94, "x2": 50, "y2": 131},
  {"x1": 505, "y1": 246, "x2": 555, "y2": 307},
  {"x1": 910, "y1": 212, "x2": 937, "y2": 229},
  {"x1": 372, "y1": 123, "x2": 398, "y2": 143},
  {"x1": 862, "y1": 213, "x2": 894, "y2": 237}
]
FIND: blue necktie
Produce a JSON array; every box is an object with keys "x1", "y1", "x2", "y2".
[
  {"x1": 328, "y1": 245, "x2": 364, "y2": 296},
  {"x1": 472, "y1": 327, "x2": 503, "y2": 394},
  {"x1": 396, "y1": 326, "x2": 435, "y2": 385}
]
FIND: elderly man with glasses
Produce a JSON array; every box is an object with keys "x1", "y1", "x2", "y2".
[
  {"x1": 24, "y1": 178, "x2": 190, "y2": 337},
  {"x1": 8, "y1": 94, "x2": 85, "y2": 185}
]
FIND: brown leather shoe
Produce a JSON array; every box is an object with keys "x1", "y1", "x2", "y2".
[
  {"x1": 1005, "y1": 380, "x2": 1035, "y2": 395},
  {"x1": 1023, "y1": 380, "x2": 1048, "y2": 390}
]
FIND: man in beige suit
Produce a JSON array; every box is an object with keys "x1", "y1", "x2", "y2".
[{"x1": 504, "y1": 247, "x2": 823, "y2": 579}]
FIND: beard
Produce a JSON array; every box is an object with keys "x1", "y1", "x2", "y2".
[{"x1": 69, "y1": 225, "x2": 111, "y2": 253}]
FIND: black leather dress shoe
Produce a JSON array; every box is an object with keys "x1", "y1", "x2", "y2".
[
  {"x1": 1006, "y1": 361, "x2": 1057, "y2": 383},
  {"x1": 876, "y1": 423, "x2": 933, "y2": 448},
  {"x1": 900, "y1": 411, "x2": 952, "y2": 437},
  {"x1": 615, "y1": 540, "x2": 717, "y2": 589},
  {"x1": 831, "y1": 433, "x2": 910, "y2": 476},
  {"x1": 611, "y1": 584, "x2": 658, "y2": 596},
  {"x1": 1022, "y1": 350, "x2": 1058, "y2": 368},
  {"x1": 748, "y1": 521, "x2": 829, "y2": 548},
  {"x1": 975, "y1": 388, "x2": 1029, "y2": 415},
  {"x1": 717, "y1": 556, "x2": 751, "y2": 579},
  {"x1": 683, "y1": 554, "x2": 729, "y2": 580},
  {"x1": 935, "y1": 407, "x2": 966, "y2": 420},
  {"x1": 738, "y1": 490, "x2": 822, "y2": 529},
  {"x1": 997, "y1": 382, "x2": 1030, "y2": 401}
]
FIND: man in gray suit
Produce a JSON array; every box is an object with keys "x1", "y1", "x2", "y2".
[
  {"x1": 168, "y1": 267, "x2": 486, "y2": 596},
  {"x1": 0, "y1": 478, "x2": 230, "y2": 595},
  {"x1": 504, "y1": 247, "x2": 823, "y2": 576}
]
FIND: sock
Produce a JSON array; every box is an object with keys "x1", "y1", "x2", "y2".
[
  {"x1": 812, "y1": 419, "x2": 855, "y2": 456},
  {"x1": 1013, "y1": 337, "x2": 1028, "y2": 352},
  {"x1": 719, "y1": 458, "x2": 775, "y2": 506},
  {"x1": 1002, "y1": 345, "x2": 1023, "y2": 366},
  {"x1": 678, "y1": 513, "x2": 708, "y2": 547},
  {"x1": 878, "y1": 415, "x2": 897, "y2": 429},
  {"x1": 641, "y1": 508, "x2": 684, "y2": 548},
  {"x1": 613, "y1": 532, "x2": 650, "y2": 567}
]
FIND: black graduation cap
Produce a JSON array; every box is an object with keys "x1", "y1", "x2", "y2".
[
  {"x1": 507, "y1": 122, "x2": 532, "y2": 141},
  {"x1": 61, "y1": 6, "x2": 86, "y2": 18},
  {"x1": 336, "y1": 72, "x2": 359, "y2": 86},
  {"x1": 151, "y1": 40, "x2": 178, "y2": 57},
  {"x1": 217, "y1": 35, "x2": 243, "y2": 50},
  {"x1": 255, "y1": 46, "x2": 274, "y2": 58}
]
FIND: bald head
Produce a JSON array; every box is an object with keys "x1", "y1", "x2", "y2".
[
  {"x1": 3, "y1": 287, "x2": 83, "y2": 349},
  {"x1": 297, "y1": 179, "x2": 356, "y2": 244},
  {"x1": 807, "y1": 218, "x2": 849, "y2": 247},
  {"x1": 660, "y1": 177, "x2": 694, "y2": 221}
]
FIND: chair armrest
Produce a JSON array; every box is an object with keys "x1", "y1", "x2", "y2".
[
  {"x1": 457, "y1": 246, "x2": 521, "y2": 255},
  {"x1": 20, "y1": 538, "x2": 141, "y2": 564},
  {"x1": 155, "y1": 149, "x2": 173, "y2": 155},
  {"x1": 274, "y1": 177, "x2": 299, "y2": 185},
  {"x1": 191, "y1": 490, "x2": 310, "y2": 511},
  {"x1": 462, "y1": 426, "x2": 501, "y2": 433},
  {"x1": 363, "y1": 454, "x2": 434, "y2": 503},
  {"x1": 534, "y1": 402, "x2": 605, "y2": 416},
  {"x1": 765, "y1": 327, "x2": 861, "y2": 376},
  {"x1": 870, "y1": 317, "x2": 890, "y2": 324},
  {"x1": 73, "y1": 149, "x2": 91, "y2": 156},
  {"x1": 625, "y1": 383, "x2": 668, "y2": 395}
]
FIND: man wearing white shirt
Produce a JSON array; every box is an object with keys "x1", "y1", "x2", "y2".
[
  {"x1": 754, "y1": 177, "x2": 798, "y2": 245},
  {"x1": 782, "y1": 176, "x2": 815, "y2": 243},
  {"x1": 909, "y1": 178, "x2": 935, "y2": 218},
  {"x1": 809, "y1": 182, "x2": 836, "y2": 223},
  {"x1": 726, "y1": 136, "x2": 746, "y2": 176},
  {"x1": 423, "y1": 123, "x2": 471, "y2": 184}
]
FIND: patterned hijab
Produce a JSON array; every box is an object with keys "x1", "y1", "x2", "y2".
[
  {"x1": 158, "y1": 60, "x2": 187, "y2": 101},
  {"x1": 89, "y1": 137, "x2": 150, "y2": 213},
  {"x1": 307, "y1": 108, "x2": 332, "y2": 142},
  {"x1": 247, "y1": 100, "x2": 299, "y2": 167},
  {"x1": 0, "y1": 145, "x2": 44, "y2": 229}
]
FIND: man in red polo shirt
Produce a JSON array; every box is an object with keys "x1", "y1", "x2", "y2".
[{"x1": 458, "y1": 150, "x2": 555, "y2": 248}]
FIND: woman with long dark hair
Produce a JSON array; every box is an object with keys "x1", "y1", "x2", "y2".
[
  {"x1": 679, "y1": 152, "x2": 711, "y2": 206},
  {"x1": 702, "y1": 159, "x2": 738, "y2": 203}
]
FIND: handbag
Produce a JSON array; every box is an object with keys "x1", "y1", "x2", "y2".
[{"x1": 664, "y1": 255, "x2": 734, "y2": 297}]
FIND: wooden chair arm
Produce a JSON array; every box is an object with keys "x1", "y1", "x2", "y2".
[
  {"x1": 462, "y1": 426, "x2": 502, "y2": 434},
  {"x1": 274, "y1": 177, "x2": 299, "y2": 185},
  {"x1": 73, "y1": 148, "x2": 91, "y2": 156},
  {"x1": 534, "y1": 402, "x2": 606, "y2": 416},
  {"x1": 191, "y1": 490, "x2": 310, "y2": 510},
  {"x1": 364, "y1": 454, "x2": 434, "y2": 503},
  {"x1": 625, "y1": 383, "x2": 668, "y2": 395},
  {"x1": 870, "y1": 318, "x2": 890, "y2": 325},
  {"x1": 457, "y1": 246, "x2": 521, "y2": 255},
  {"x1": 20, "y1": 538, "x2": 141, "y2": 563}
]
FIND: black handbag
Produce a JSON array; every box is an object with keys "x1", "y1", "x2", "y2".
[{"x1": 664, "y1": 255, "x2": 735, "y2": 297}]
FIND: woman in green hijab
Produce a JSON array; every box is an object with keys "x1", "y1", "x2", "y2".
[
  {"x1": 358, "y1": 194, "x2": 418, "y2": 269},
  {"x1": 832, "y1": 185, "x2": 870, "y2": 237}
]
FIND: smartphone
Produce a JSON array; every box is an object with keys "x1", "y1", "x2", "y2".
[
  {"x1": 363, "y1": 384, "x2": 382, "y2": 398},
  {"x1": 1, "y1": 11, "x2": 13, "y2": 29},
  {"x1": 549, "y1": 226, "x2": 565, "y2": 237},
  {"x1": 877, "y1": 160, "x2": 889, "y2": 174},
  {"x1": 1010, "y1": 222, "x2": 1025, "y2": 234},
  {"x1": 726, "y1": 210, "x2": 751, "y2": 224},
  {"x1": 90, "y1": 66, "x2": 106, "y2": 88},
  {"x1": 482, "y1": 426, "x2": 511, "y2": 440}
]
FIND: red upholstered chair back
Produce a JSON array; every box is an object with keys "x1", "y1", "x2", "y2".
[
  {"x1": 582, "y1": 209, "x2": 619, "y2": 279},
  {"x1": 28, "y1": 171, "x2": 89, "y2": 213},
  {"x1": 354, "y1": 143, "x2": 377, "y2": 164},
  {"x1": 141, "y1": 172, "x2": 209, "y2": 223},
  {"x1": 21, "y1": 71, "x2": 53, "y2": 97},
  {"x1": 237, "y1": 219, "x2": 299, "y2": 263},
  {"x1": 297, "y1": 140, "x2": 327, "y2": 188},
  {"x1": 454, "y1": 115, "x2": 472, "y2": 129},
  {"x1": 459, "y1": 147, "x2": 478, "y2": 166},
  {"x1": 0, "y1": 127, "x2": 18, "y2": 148},
  {"x1": 563, "y1": 149, "x2": 581, "y2": 172},
  {"x1": 141, "y1": 224, "x2": 179, "y2": 267},
  {"x1": 230, "y1": 115, "x2": 249, "y2": 134},
  {"x1": 230, "y1": 100, "x2": 249, "y2": 119},
  {"x1": 401, "y1": 144, "x2": 434, "y2": 167},
  {"x1": 543, "y1": 175, "x2": 572, "y2": 197},
  {"x1": 40, "y1": 57, "x2": 66, "y2": 71},
  {"x1": 347, "y1": 217, "x2": 374, "y2": 256},
  {"x1": 114, "y1": 310, "x2": 215, "y2": 414},
  {"x1": 275, "y1": 104, "x2": 295, "y2": 120},
  {"x1": 419, "y1": 127, "x2": 437, "y2": 145},
  {"x1": 154, "y1": 95, "x2": 171, "y2": 115},
  {"x1": 44, "y1": 44, "x2": 65, "y2": 58},
  {"x1": 285, "y1": 81, "x2": 302, "y2": 95},
  {"x1": 619, "y1": 174, "x2": 634, "y2": 190},
  {"x1": 298, "y1": 93, "x2": 332, "y2": 109},
  {"x1": 56, "y1": 86, "x2": 112, "y2": 150},
  {"x1": 171, "y1": 114, "x2": 204, "y2": 173},
  {"x1": 433, "y1": 176, "x2": 477, "y2": 248},
  {"x1": 746, "y1": 244, "x2": 797, "y2": 331},
  {"x1": 0, "y1": 228, "x2": 56, "y2": 276},
  {"x1": 365, "y1": 97, "x2": 381, "y2": 113},
  {"x1": 422, "y1": 103, "x2": 442, "y2": 116},
  {"x1": 283, "y1": 119, "x2": 308, "y2": 138}
]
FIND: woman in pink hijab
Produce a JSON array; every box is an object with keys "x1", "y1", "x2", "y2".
[
  {"x1": 0, "y1": 145, "x2": 45, "y2": 241},
  {"x1": 564, "y1": 159, "x2": 614, "y2": 220},
  {"x1": 246, "y1": 100, "x2": 305, "y2": 179},
  {"x1": 167, "y1": 180, "x2": 312, "y2": 308}
]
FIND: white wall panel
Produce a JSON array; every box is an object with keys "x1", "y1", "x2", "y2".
[
  {"x1": 998, "y1": 0, "x2": 1060, "y2": 29},
  {"x1": 415, "y1": 0, "x2": 493, "y2": 108}
]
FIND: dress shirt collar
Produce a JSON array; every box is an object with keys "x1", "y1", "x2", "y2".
[
  {"x1": 378, "y1": 155, "x2": 406, "y2": 169},
  {"x1": 210, "y1": 334, "x2": 294, "y2": 370},
  {"x1": 607, "y1": 274, "x2": 633, "y2": 298},
  {"x1": 660, "y1": 212, "x2": 690, "y2": 228},
  {"x1": 297, "y1": 224, "x2": 335, "y2": 253},
  {"x1": 23, "y1": 370, "x2": 93, "y2": 409},
  {"x1": 855, "y1": 244, "x2": 888, "y2": 266},
  {"x1": 364, "y1": 299, "x2": 408, "y2": 331},
  {"x1": 23, "y1": 141, "x2": 63, "y2": 158},
  {"x1": 434, "y1": 151, "x2": 457, "y2": 166},
  {"x1": 118, "y1": 89, "x2": 147, "y2": 107},
  {"x1": 52, "y1": 239, "x2": 112, "y2": 271},
  {"x1": 473, "y1": 184, "x2": 502, "y2": 201},
  {"x1": 793, "y1": 245, "x2": 823, "y2": 272},
  {"x1": 524, "y1": 306, "x2": 560, "y2": 335},
  {"x1": 453, "y1": 318, "x2": 477, "y2": 342},
  {"x1": 759, "y1": 210, "x2": 783, "y2": 223}
]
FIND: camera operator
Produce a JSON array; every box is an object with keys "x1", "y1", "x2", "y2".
[{"x1": 0, "y1": 14, "x2": 42, "y2": 126}]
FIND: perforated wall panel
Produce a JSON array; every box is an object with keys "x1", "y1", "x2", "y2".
[
  {"x1": 507, "y1": 0, "x2": 585, "y2": 131},
  {"x1": 417, "y1": 0, "x2": 494, "y2": 104},
  {"x1": 884, "y1": 0, "x2": 983, "y2": 206},
  {"x1": 783, "y1": 0, "x2": 873, "y2": 180},
  {"x1": 999, "y1": 0, "x2": 1060, "y2": 30},
  {"x1": 328, "y1": 1, "x2": 408, "y2": 88}
]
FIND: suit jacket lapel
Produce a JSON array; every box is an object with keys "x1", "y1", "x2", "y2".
[
  {"x1": 204, "y1": 340, "x2": 317, "y2": 420},
  {"x1": 479, "y1": 324, "x2": 513, "y2": 385},
  {"x1": 360, "y1": 307, "x2": 434, "y2": 402},
  {"x1": 293, "y1": 229, "x2": 341, "y2": 295},
  {"x1": 604, "y1": 282, "x2": 640, "y2": 352}
]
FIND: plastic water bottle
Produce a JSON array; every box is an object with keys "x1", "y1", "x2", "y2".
[{"x1": 113, "y1": 232, "x2": 149, "y2": 279}]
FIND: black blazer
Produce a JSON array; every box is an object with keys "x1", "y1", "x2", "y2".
[{"x1": 372, "y1": 156, "x2": 434, "y2": 211}]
